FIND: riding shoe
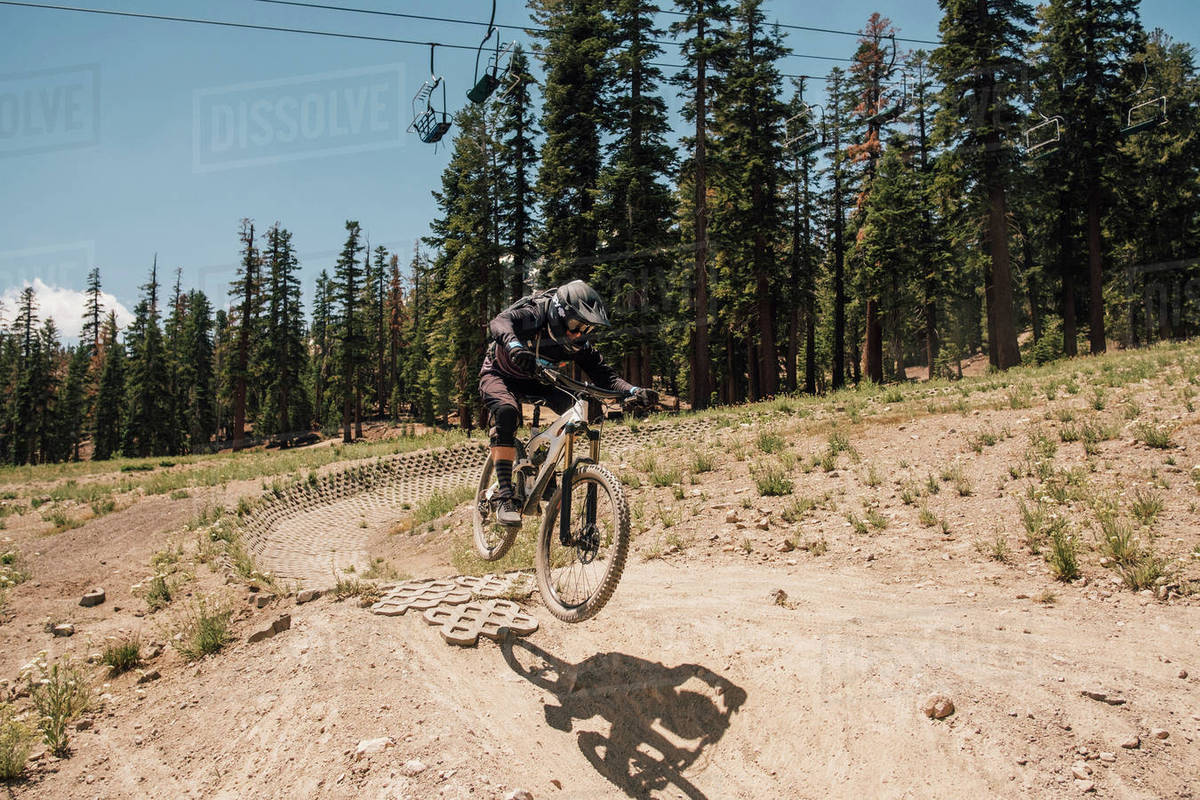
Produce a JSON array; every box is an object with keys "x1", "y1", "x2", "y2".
[{"x1": 495, "y1": 497, "x2": 523, "y2": 527}]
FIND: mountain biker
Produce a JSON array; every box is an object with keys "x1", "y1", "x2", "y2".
[{"x1": 480, "y1": 279, "x2": 658, "y2": 527}]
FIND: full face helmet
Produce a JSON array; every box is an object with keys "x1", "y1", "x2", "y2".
[{"x1": 547, "y1": 279, "x2": 610, "y2": 351}]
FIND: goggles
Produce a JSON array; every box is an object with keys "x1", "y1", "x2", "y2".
[{"x1": 566, "y1": 318, "x2": 596, "y2": 336}]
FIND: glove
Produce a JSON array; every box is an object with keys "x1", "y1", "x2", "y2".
[
  {"x1": 629, "y1": 386, "x2": 659, "y2": 406},
  {"x1": 507, "y1": 342, "x2": 537, "y2": 374}
]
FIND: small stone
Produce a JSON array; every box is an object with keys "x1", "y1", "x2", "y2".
[
  {"x1": 296, "y1": 588, "x2": 322, "y2": 604},
  {"x1": 923, "y1": 694, "x2": 955, "y2": 719},
  {"x1": 1120, "y1": 735, "x2": 1140, "y2": 749},
  {"x1": 1098, "y1": 752, "x2": 1116, "y2": 763},
  {"x1": 1071, "y1": 762, "x2": 1092, "y2": 780},
  {"x1": 725, "y1": 510, "x2": 739, "y2": 524},
  {"x1": 768, "y1": 589, "x2": 788, "y2": 605},
  {"x1": 756, "y1": 519, "x2": 770, "y2": 531},
  {"x1": 1075, "y1": 779, "x2": 1095, "y2": 793},
  {"x1": 51, "y1": 623, "x2": 75, "y2": 637},
  {"x1": 354, "y1": 737, "x2": 394, "y2": 760},
  {"x1": 1178, "y1": 669, "x2": 1188, "y2": 679},
  {"x1": 1081, "y1": 689, "x2": 1107, "y2": 702},
  {"x1": 1150, "y1": 728, "x2": 1169, "y2": 740},
  {"x1": 75, "y1": 718, "x2": 94, "y2": 731},
  {"x1": 79, "y1": 588, "x2": 106, "y2": 607},
  {"x1": 505, "y1": 791, "x2": 534, "y2": 800},
  {"x1": 144, "y1": 644, "x2": 163, "y2": 660},
  {"x1": 136, "y1": 670, "x2": 161, "y2": 685},
  {"x1": 254, "y1": 593, "x2": 276, "y2": 609},
  {"x1": 776, "y1": 540, "x2": 794, "y2": 553},
  {"x1": 400, "y1": 759, "x2": 427, "y2": 777}
]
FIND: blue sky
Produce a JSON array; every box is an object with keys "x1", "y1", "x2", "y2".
[{"x1": 0, "y1": 0, "x2": 1196, "y2": 340}]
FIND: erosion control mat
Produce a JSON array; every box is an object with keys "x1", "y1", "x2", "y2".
[{"x1": 236, "y1": 417, "x2": 718, "y2": 586}]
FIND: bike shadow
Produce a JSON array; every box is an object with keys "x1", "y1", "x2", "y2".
[{"x1": 500, "y1": 636, "x2": 747, "y2": 800}]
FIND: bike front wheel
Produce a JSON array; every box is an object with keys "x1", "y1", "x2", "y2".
[
  {"x1": 535, "y1": 463, "x2": 630, "y2": 623},
  {"x1": 472, "y1": 453, "x2": 521, "y2": 561}
]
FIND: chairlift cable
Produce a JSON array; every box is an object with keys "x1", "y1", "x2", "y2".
[{"x1": 1, "y1": 1, "x2": 932, "y2": 87}]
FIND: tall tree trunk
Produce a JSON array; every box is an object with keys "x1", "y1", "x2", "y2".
[
  {"x1": 1086, "y1": 175, "x2": 1106, "y2": 353},
  {"x1": 864, "y1": 299, "x2": 883, "y2": 382},
  {"x1": 690, "y1": 14, "x2": 712, "y2": 410},
  {"x1": 983, "y1": 151, "x2": 1020, "y2": 367}
]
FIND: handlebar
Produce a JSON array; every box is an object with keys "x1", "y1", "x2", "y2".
[{"x1": 535, "y1": 360, "x2": 630, "y2": 402}]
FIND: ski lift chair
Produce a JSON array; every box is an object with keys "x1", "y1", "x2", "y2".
[
  {"x1": 1120, "y1": 95, "x2": 1167, "y2": 136},
  {"x1": 1023, "y1": 114, "x2": 1064, "y2": 158},
  {"x1": 784, "y1": 103, "x2": 824, "y2": 156},
  {"x1": 468, "y1": 36, "x2": 516, "y2": 105},
  {"x1": 408, "y1": 45, "x2": 451, "y2": 144}
]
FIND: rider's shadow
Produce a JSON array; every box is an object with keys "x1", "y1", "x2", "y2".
[{"x1": 500, "y1": 636, "x2": 747, "y2": 800}]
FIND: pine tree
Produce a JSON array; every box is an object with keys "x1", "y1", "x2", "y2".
[
  {"x1": 386, "y1": 253, "x2": 407, "y2": 417},
  {"x1": 260, "y1": 223, "x2": 310, "y2": 437},
  {"x1": 532, "y1": 0, "x2": 612, "y2": 283},
  {"x1": 10, "y1": 287, "x2": 39, "y2": 463},
  {"x1": 1036, "y1": 0, "x2": 1144, "y2": 353},
  {"x1": 710, "y1": 0, "x2": 789, "y2": 399},
  {"x1": 424, "y1": 104, "x2": 503, "y2": 430},
  {"x1": 671, "y1": 0, "x2": 732, "y2": 408},
  {"x1": 495, "y1": 45, "x2": 540, "y2": 303},
  {"x1": 334, "y1": 221, "x2": 365, "y2": 442},
  {"x1": 782, "y1": 81, "x2": 822, "y2": 393},
  {"x1": 81, "y1": 267, "x2": 104, "y2": 356},
  {"x1": 163, "y1": 268, "x2": 187, "y2": 455},
  {"x1": 92, "y1": 313, "x2": 125, "y2": 461},
  {"x1": 845, "y1": 13, "x2": 900, "y2": 383},
  {"x1": 33, "y1": 319, "x2": 62, "y2": 463},
  {"x1": 56, "y1": 345, "x2": 89, "y2": 461},
  {"x1": 309, "y1": 270, "x2": 337, "y2": 429},
  {"x1": 824, "y1": 68, "x2": 853, "y2": 389},
  {"x1": 123, "y1": 260, "x2": 171, "y2": 457},
  {"x1": 180, "y1": 290, "x2": 217, "y2": 452},
  {"x1": 595, "y1": 0, "x2": 677, "y2": 390},
  {"x1": 228, "y1": 220, "x2": 261, "y2": 449},
  {"x1": 933, "y1": 0, "x2": 1032, "y2": 369}
]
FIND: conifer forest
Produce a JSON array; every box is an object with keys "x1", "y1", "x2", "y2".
[{"x1": 3, "y1": 0, "x2": 1198, "y2": 464}]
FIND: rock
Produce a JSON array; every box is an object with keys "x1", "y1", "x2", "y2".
[
  {"x1": 768, "y1": 589, "x2": 788, "y2": 606},
  {"x1": 144, "y1": 643, "x2": 163, "y2": 660},
  {"x1": 75, "y1": 718, "x2": 94, "y2": 731},
  {"x1": 1179, "y1": 669, "x2": 1188, "y2": 679},
  {"x1": 505, "y1": 791, "x2": 534, "y2": 800},
  {"x1": 296, "y1": 588, "x2": 322, "y2": 604},
  {"x1": 776, "y1": 540, "x2": 794, "y2": 553},
  {"x1": 79, "y1": 588, "x2": 106, "y2": 607},
  {"x1": 1071, "y1": 762, "x2": 1092, "y2": 780},
  {"x1": 51, "y1": 623, "x2": 75, "y2": 637},
  {"x1": 1075, "y1": 779, "x2": 1096, "y2": 793},
  {"x1": 1081, "y1": 689, "x2": 1107, "y2": 702},
  {"x1": 136, "y1": 669, "x2": 161, "y2": 684},
  {"x1": 1120, "y1": 735, "x2": 1140, "y2": 750},
  {"x1": 725, "y1": 510, "x2": 739, "y2": 524},
  {"x1": 254, "y1": 593, "x2": 276, "y2": 609},
  {"x1": 923, "y1": 694, "x2": 955, "y2": 719},
  {"x1": 1151, "y1": 728, "x2": 1169, "y2": 740},
  {"x1": 399, "y1": 759, "x2": 427, "y2": 777},
  {"x1": 354, "y1": 737, "x2": 394, "y2": 760},
  {"x1": 1098, "y1": 752, "x2": 1116, "y2": 763},
  {"x1": 248, "y1": 614, "x2": 291, "y2": 644},
  {"x1": 756, "y1": 519, "x2": 770, "y2": 531}
]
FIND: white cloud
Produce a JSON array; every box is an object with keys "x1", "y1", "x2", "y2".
[{"x1": 0, "y1": 279, "x2": 134, "y2": 342}]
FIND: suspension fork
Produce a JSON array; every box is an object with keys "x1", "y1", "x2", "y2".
[{"x1": 557, "y1": 423, "x2": 599, "y2": 546}]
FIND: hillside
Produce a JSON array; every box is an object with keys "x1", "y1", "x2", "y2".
[{"x1": 1, "y1": 341, "x2": 1199, "y2": 800}]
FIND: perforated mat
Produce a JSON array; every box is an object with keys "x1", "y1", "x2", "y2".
[
  {"x1": 238, "y1": 417, "x2": 718, "y2": 586},
  {"x1": 423, "y1": 599, "x2": 540, "y2": 646}
]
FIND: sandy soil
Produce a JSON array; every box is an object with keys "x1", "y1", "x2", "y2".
[{"x1": 2, "y1": 350, "x2": 1199, "y2": 800}]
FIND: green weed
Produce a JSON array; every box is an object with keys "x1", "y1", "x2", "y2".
[
  {"x1": 753, "y1": 464, "x2": 794, "y2": 497},
  {"x1": 25, "y1": 655, "x2": 90, "y2": 756},
  {"x1": 0, "y1": 702, "x2": 33, "y2": 779},
  {"x1": 1130, "y1": 486, "x2": 1165, "y2": 526},
  {"x1": 172, "y1": 596, "x2": 233, "y2": 661},
  {"x1": 100, "y1": 635, "x2": 142, "y2": 676}
]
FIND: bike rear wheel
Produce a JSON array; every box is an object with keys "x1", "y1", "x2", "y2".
[
  {"x1": 535, "y1": 463, "x2": 630, "y2": 623},
  {"x1": 472, "y1": 453, "x2": 521, "y2": 561}
]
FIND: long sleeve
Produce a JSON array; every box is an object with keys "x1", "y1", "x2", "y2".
[{"x1": 575, "y1": 345, "x2": 634, "y2": 394}]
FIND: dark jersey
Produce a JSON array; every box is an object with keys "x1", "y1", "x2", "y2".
[{"x1": 480, "y1": 290, "x2": 633, "y2": 394}]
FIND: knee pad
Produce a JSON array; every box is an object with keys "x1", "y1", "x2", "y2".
[{"x1": 489, "y1": 405, "x2": 520, "y2": 447}]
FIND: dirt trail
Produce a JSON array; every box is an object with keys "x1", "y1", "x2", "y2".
[{"x1": 4, "y1": 346, "x2": 1200, "y2": 799}]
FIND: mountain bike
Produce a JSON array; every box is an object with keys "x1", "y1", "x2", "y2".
[{"x1": 472, "y1": 364, "x2": 633, "y2": 623}]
